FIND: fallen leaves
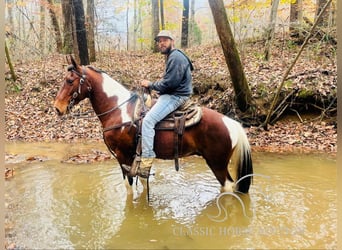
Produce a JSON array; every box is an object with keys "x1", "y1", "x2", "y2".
[
  {"x1": 4, "y1": 38, "x2": 336, "y2": 155},
  {"x1": 247, "y1": 120, "x2": 337, "y2": 155},
  {"x1": 62, "y1": 150, "x2": 112, "y2": 164}
]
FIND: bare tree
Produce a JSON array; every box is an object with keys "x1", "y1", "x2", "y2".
[
  {"x1": 39, "y1": 4, "x2": 46, "y2": 53},
  {"x1": 208, "y1": 0, "x2": 252, "y2": 112},
  {"x1": 290, "y1": 0, "x2": 303, "y2": 33},
  {"x1": 126, "y1": 0, "x2": 130, "y2": 50},
  {"x1": 5, "y1": 40, "x2": 17, "y2": 81},
  {"x1": 47, "y1": 0, "x2": 63, "y2": 53},
  {"x1": 87, "y1": 0, "x2": 96, "y2": 61},
  {"x1": 181, "y1": 0, "x2": 189, "y2": 48},
  {"x1": 160, "y1": 0, "x2": 165, "y2": 30},
  {"x1": 151, "y1": 0, "x2": 160, "y2": 52},
  {"x1": 189, "y1": 0, "x2": 195, "y2": 46},
  {"x1": 263, "y1": 0, "x2": 280, "y2": 60},
  {"x1": 315, "y1": 0, "x2": 330, "y2": 27},
  {"x1": 61, "y1": 0, "x2": 73, "y2": 54},
  {"x1": 72, "y1": 0, "x2": 89, "y2": 65}
]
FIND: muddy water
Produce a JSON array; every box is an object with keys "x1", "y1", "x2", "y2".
[{"x1": 5, "y1": 142, "x2": 337, "y2": 249}]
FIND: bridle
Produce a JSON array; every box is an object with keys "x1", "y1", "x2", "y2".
[
  {"x1": 66, "y1": 65, "x2": 140, "y2": 120},
  {"x1": 67, "y1": 65, "x2": 92, "y2": 115}
]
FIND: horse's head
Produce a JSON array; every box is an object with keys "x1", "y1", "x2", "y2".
[{"x1": 54, "y1": 56, "x2": 91, "y2": 116}]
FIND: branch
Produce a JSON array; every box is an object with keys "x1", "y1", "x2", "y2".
[{"x1": 261, "y1": 0, "x2": 333, "y2": 130}]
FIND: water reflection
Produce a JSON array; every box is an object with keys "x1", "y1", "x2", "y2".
[{"x1": 5, "y1": 142, "x2": 337, "y2": 249}]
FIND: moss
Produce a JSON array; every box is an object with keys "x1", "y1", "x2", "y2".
[{"x1": 297, "y1": 89, "x2": 315, "y2": 99}]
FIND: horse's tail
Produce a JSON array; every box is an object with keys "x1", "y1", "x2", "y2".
[{"x1": 229, "y1": 121, "x2": 253, "y2": 193}]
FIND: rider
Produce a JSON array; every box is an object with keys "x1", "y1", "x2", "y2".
[{"x1": 135, "y1": 30, "x2": 193, "y2": 178}]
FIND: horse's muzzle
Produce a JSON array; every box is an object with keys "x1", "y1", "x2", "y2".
[
  {"x1": 55, "y1": 107, "x2": 63, "y2": 116},
  {"x1": 54, "y1": 101, "x2": 67, "y2": 116}
]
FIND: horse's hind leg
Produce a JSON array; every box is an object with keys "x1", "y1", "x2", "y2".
[{"x1": 205, "y1": 158, "x2": 235, "y2": 192}]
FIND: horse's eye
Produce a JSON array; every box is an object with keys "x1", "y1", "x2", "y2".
[{"x1": 66, "y1": 79, "x2": 74, "y2": 85}]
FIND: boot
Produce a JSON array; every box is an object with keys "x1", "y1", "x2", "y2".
[{"x1": 136, "y1": 157, "x2": 154, "y2": 178}]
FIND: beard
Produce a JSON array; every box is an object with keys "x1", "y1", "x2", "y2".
[{"x1": 160, "y1": 44, "x2": 172, "y2": 55}]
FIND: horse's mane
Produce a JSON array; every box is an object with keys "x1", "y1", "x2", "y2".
[
  {"x1": 67, "y1": 64, "x2": 105, "y2": 74},
  {"x1": 87, "y1": 65, "x2": 105, "y2": 74}
]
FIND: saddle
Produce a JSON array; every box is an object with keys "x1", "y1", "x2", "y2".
[
  {"x1": 134, "y1": 97, "x2": 202, "y2": 171},
  {"x1": 155, "y1": 99, "x2": 202, "y2": 131}
]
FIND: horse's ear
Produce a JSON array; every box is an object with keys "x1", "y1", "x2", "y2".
[{"x1": 70, "y1": 55, "x2": 78, "y2": 69}]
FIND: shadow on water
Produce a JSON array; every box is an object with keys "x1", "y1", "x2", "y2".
[{"x1": 5, "y1": 142, "x2": 337, "y2": 249}]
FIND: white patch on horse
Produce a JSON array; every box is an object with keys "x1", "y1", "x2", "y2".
[
  {"x1": 221, "y1": 179, "x2": 236, "y2": 193},
  {"x1": 222, "y1": 116, "x2": 239, "y2": 149},
  {"x1": 101, "y1": 73, "x2": 131, "y2": 123}
]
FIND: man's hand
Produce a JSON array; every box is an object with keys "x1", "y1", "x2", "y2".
[{"x1": 141, "y1": 80, "x2": 150, "y2": 88}]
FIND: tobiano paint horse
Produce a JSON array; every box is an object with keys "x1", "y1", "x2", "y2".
[{"x1": 54, "y1": 56, "x2": 253, "y2": 194}]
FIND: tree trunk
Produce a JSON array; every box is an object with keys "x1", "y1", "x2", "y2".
[
  {"x1": 290, "y1": 0, "x2": 303, "y2": 33},
  {"x1": 315, "y1": 0, "x2": 330, "y2": 27},
  {"x1": 181, "y1": 0, "x2": 190, "y2": 48},
  {"x1": 133, "y1": 0, "x2": 137, "y2": 50},
  {"x1": 263, "y1": 0, "x2": 280, "y2": 61},
  {"x1": 72, "y1": 0, "x2": 89, "y2": 65},
  {"x1": 87, "y1": 0, "x2": 96, "y2": 62},
  {"x1": 5, "y1": 41, "x2": 17, "y2": 81},
  {"x1": 208, "y1": 0, "x2": 252, "y2": 112},
  {"x1": 61, "y1": 0, "x2": 73, "y2": 54},
  {"x1": 151, "y1": 0, "x2": 160, "y2": 52},
  {"x1": 47, "y1": 0, "x2": 63, "y2": 53},
  {"x1": 126, "y1": 0, "x2": 130, "y2": 50},
  {"x1": 40, "y1": 4, "x2": 46, "y2": 53},
  {"x1": 189, "y1": 0, "x2": 195, "y2": 46},
  {"x1": 160, "y1": 0, "x2": 165, "y2": 30}
]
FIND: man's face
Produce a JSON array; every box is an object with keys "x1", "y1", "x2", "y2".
[{"x1": 157, "y1": 37, "x2": 173, "y2": 54}]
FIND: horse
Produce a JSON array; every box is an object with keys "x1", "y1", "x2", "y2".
[{"x1": 54, "y1": 56, "x2": 253, "y2": 195}]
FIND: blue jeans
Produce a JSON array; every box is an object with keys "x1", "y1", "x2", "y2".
[{"x1": 141, "y1": 94, "x2": 189, "y2": 158}]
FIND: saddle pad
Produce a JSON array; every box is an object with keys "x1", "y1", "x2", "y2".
[{"x1": 155, "y1": 105, "x2": 202, "y2": 130}]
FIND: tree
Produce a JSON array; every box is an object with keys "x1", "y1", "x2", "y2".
[
  {"x1": 289, "y1": 0, "x2": 303, "y2": 33},
  {"x1": 181, "y1": 0, "x2": 189, "y2": 48},
  {"x1": 5, "y1": 40, "x2": 17, "y2": 81},
  {"x1": 315, "y1": 0, "x2": 330, "y2": 27},
  {"x1": 160, "y1": 0, "x2": 165, "y2": 30},
  {"x1": 87, "y1": 0, "x2": 96, "y2": 62},
  {"x1": 61, "y1": 0, "x2": 73, "y2": 54},
  {"x1": 126, "y1": 0, "x2": 130, "y2": 50},
  {"x1": 208, "y1": 0, "x2": 252, "y2": 112},
  {"x1": 263, "y1": 0, "x2": 280, "y2": 60},
  {"x1": 39, "y1": 4, "x2": 46, "y2": 53},
  {"x1": 47, "y1": 0, "x2": 63, "y2": 53},
  {"x1": 151, "y1": 0, "x2": 160, "y2": 52},
  {"x1": 72, "y1": 0, "x2": 89, "y2": 65}
]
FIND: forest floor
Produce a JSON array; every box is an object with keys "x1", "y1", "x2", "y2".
[{"x1": 5, "y1": 36, "x2": 337, "y2": 156}]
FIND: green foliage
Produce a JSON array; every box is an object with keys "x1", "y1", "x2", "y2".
[
  {"x1": 6, "y1": 81, "x2": 22, "y2": 93},
  {"x1": 284, "y1": 80, "x2": 293, "y2": 89},
  {"x1": 286, "y1": 40, "x2": 297, "y2": 50}
]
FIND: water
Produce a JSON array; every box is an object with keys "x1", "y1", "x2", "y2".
[{"x1": 5, "y1": 142, "x2": 337, "y2": 249}]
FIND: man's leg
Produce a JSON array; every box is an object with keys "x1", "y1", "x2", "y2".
[{"x1": 137, "y1": 94, "x2": 189, "y2": 177}]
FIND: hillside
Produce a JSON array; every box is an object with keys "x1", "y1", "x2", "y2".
[{"x1": 5, "y1": 37, "x2": 337, "y2": 154}]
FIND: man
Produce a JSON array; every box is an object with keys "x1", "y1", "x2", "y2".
[{"x1": 134, "y1": 30, "x2": 193, "y2": 178}]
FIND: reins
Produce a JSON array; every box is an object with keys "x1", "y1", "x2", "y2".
[{"x1": 67, "y1": 65, "x2": 138, "y2": 119}]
